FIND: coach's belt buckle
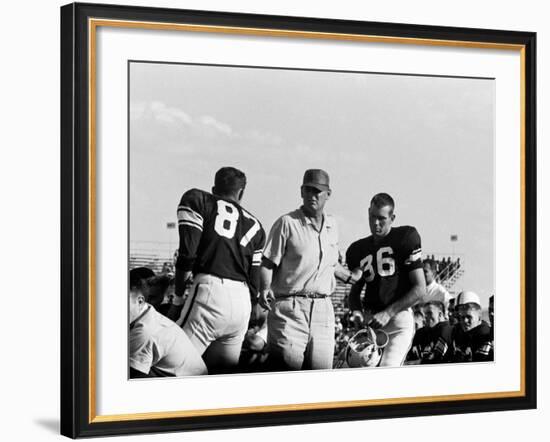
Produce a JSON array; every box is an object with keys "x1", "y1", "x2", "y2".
[{"x1": 301, "y1": 292, "x2": 326, "y2": 299}]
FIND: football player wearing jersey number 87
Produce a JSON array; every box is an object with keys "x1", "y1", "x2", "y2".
[
  {"x1": 173, "y1": 167, "x2": 266, "y2": 374},
  {"x1": 345, "y1": 193, "x2": 426, "y2": 367}
]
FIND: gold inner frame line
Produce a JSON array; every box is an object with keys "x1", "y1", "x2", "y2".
[{"x1": 87, "y1": 18, "x2": 527, "y2": 423}]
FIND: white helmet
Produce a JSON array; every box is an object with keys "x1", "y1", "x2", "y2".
[{"x1": 345, "y1": 327, "x2": 389, "y2": 368}]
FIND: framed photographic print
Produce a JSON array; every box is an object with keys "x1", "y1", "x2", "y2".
[{"x1": 60, "y1": 2, "x2": 536, "y2": 438}]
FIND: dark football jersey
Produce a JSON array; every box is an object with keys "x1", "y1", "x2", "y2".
[
  {"x1": 346, "y1": 226, "x2": 422, "y2": 313},
  {"x1": 175, "y1": 189, "x2": 266, "y2": 291},
  {"x1": 452, "y1": 321, "x2": 493, "y2": 362},
  {"x1": 420, "y1": 321, "x2": 454, "y2": 364},
  {"x1": 407, "y1": 326, "x2": 429, "y2": 362}
]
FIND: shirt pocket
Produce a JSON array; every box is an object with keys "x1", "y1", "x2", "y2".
[{"x1": 325, "y1": 234, "x2": 340, "y2": 266}]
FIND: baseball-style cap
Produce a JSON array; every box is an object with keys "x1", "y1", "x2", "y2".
[
  {"x1": 456, "y1": 291, "x2": 481, "y2": 308},
  {"x1": 302, "y1": 169, "x2": 330, "y2": 191}
]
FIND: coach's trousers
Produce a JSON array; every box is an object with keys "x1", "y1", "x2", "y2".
[{"x1": 267, "y1": 296, "x2": 335, "y2": 370}]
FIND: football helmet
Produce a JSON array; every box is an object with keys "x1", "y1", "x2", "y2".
[{"x1": 345, "y1": 327, "x2": 389, "y2": 368}]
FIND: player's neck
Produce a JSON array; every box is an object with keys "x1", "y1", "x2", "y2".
[
  {"x1": 215, "y1": 192, "x2": 240, "y2": 205},
  {"x1": 373, "y1": 227, "x2": 392, "y2": 243}
]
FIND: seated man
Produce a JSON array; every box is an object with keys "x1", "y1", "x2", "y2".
[
  {"x1": 129, "y1": 270, "x2": 207, "y2": 378},
  {"x1": 416, "y1": 259, "x2": 452, "y2": 313},
  {"x1": 413, "y1": 309, "x2": 425, "y2": 331},
  {"x1": 419, "y1": 301, "x2": 454, "y2": 364},
  {"x1": 406, "y1": 323, "x2": 428, "y2": 363},
  {"x1": 452, "y1": 291, "x2": 493, "y2": 362}
]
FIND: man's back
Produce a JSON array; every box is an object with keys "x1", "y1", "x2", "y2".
[
  {"x1": 130, "y1": 305, "x2": 207, "y2": 376},
  {"x1": 177, "y1": 188, "x2": 265, "y2": 284}
]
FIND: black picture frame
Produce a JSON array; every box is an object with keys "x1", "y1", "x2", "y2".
[{"x1": 60, "y1": 2, "x2": 537, "y2": 438}]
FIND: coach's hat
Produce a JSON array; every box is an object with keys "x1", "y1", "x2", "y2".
[
  {"x1": 456, "y1": 291, "x2": 481, "y2": 308},
  {"x1": 302, "y1": 169, "x2": 330, "y2": 191}
]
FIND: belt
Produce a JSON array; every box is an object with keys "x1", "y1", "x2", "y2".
[{"x1": 277, "y1": 292, "x2": 329, "y2": 299}]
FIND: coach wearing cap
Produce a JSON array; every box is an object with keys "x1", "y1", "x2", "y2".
[{"x1": 259, "y1": 169, "x2": 340, "y2": 370}]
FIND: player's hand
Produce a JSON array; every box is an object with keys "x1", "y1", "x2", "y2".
[
  {"x1": 368, "y1": 310, "x2": 392, "y2": 329},
  {"x1": 175, "y1": 270, "x2": 193, "y2": 296},
  {"x1": 250, "y1": 301, "x2": 268, "y2": 327},
  {"x1": 258, "y1": 289, "x2": 275, "y2": 311},
  {"x1": 351, "y1": 310, "x2": 365, "y2": 330}
]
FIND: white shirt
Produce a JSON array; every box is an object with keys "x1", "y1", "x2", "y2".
[
  {"x1": 263, "y1": 208, "x2": 339, "y2": 296},
  {"x1": 419, "y1": 280, "x2": 452, "y2": 307}
]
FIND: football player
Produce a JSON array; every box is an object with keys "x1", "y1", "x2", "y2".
[
  {"x1": 452, "y1": 291, "x2": 493, "y2": 362},
  {"x1": 419, "y1": 300, "x2": 454, "y2": 363},
  {"x1": 345, "y1": 193, "x2": 426, "y2": 367},
  {"x1": 174, "y1": 167, "x2": 266, "y2": 374}
]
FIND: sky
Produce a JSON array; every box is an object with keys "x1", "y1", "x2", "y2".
[{"x1": 129, "y1": 61, "x2": 495, "y2": 306}]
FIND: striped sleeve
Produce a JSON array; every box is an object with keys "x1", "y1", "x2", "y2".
[
  {"x1": 248, "y1": 226, "x2": 266, "y2": 299},
  {"x1": 403, "y1": 227, "x2": 423, "y2": 270},
  {"x1": 177, "y1": 205, "x2": 204, "y2": 232},
  {"x1": 175, "y1": 189, "x2": 206, "y2": 271},
  {"x1": 475, "y1": 342, "x2": 493, "y2": 357},
  {"x1": 252, "y1": 249, "x2": 263, "y2": 266},
  {"x1": 472, "y1": 323, "x2": 494, "y2": 362},
  {"x1": 433, "y1": 337, "x2": 449, "y2": 359}
]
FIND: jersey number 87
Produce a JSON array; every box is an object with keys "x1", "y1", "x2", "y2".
[{"x1": 214, "y1": 200, "x2": 260, "y2": 247}]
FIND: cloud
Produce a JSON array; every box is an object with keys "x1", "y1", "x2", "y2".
[
  {"x1": 130, "y1": 101, "x2": 329, "y2": 164},
  {"x1": 150, "y1": 101, "x2": 192, "y2": 126},
  {"x1": 198, "y1": 115, "x2": 233, "y2": 136},
  {"x1": 131, "y1": 101, "x2": 235, "y2": 137}
]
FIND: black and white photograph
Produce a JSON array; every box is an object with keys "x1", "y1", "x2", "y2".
[
  {"x1": 128, "y1": 61, "x2": 495, "y2": 377},
  {"x1": 52, "y1": 1, "x2": 538, "y2": 439}
]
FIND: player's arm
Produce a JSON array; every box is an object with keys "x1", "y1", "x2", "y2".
[
  {"x1": 248, "y1": 226, "x2": 266, "y2": 300},
  {"x1": 348, "y1": 278, "x2": 367, "y2": 328},
  {"x1": 370, "y1": 227, "x2": 426, "y2": 328},
  {"x1": 129, "y1": 329, "x2": 155, "y2": 377},
  {"x1": 174, "y1": 189, "x2": 205, "y2": 296},
  {"x1": 344, "y1": 242, "x2": 368, "y2": 326},
  {"x1": 258, "y1": 258, "x2": 276, "y2": 310},
  {"x1": 258, "y1": 216, "x2": 287, "y2": 310},
  {"x1": 334, "y1": 263, "x2": 363, "y2": 285},
  {"x1": 249, "y1": 228, "x2": 267, "y2": 324},
  {"x1": 423, "y1": 335, "x2": 450, "y2": 364},
  {"x1": 472, "y1": 328, "x2": 494, "y2": 362},
  {"x1": 370, "y1": 268, "x2": 425, "y2": 328}
]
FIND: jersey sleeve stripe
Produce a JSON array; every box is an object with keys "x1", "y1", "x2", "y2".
[
  {"x1": 476, "y1": 343, "x2": 493, "y2": 355},
  {"x1": 178, "y1": 220, "x2": 203, "y2": 232},
  {"x1": 406, "y1": 250, "x2": 422, "y2": 263},
  {"x1": 177, "y1": 206, "x2": 204, "y2": 226},
  {"x1": 434, "y1": 338, "x2": 448, "y2": 356},
  {"x1": 251, "y1": 251, "x2": 263, "y2": 266}
]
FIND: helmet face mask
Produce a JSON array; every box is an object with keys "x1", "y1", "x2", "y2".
[{"x1": 345, "y1": 327, "x2": 389, "y2": 368}]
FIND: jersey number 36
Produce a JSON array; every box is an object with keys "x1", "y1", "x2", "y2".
[
  {"x1": 214, "y1": 200, "x2": 260, "y2": 247},
  {"x1": 359, "y1": 247, "x2": 396, "y2": 281}
]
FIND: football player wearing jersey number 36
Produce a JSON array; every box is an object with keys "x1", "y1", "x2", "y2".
[
  {"x1": 174, "y1": 167, "x2": 266, "y2": 374},
  {"x1": 346, "y1": 193, "x2": 426, "y2": 367}
]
